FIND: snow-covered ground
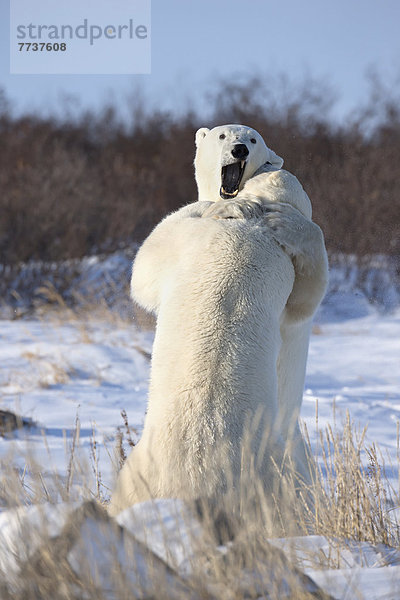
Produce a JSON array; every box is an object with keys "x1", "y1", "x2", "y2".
[
  {"x1": 304, "y1": 305, "x2": 400, "y2": 476},
  {"x1": 0, "y1": 314, "x2": 153, "y2": 498},
  {"x1": 1, "y1": 292, "x2": 399, "y2": 494},
  {"x1": 0, "y1": 282, "x2": 400, "y2": 597}
]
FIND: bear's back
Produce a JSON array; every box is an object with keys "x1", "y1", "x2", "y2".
[{"x1": 148, "y1": 215, "x2": 295, "y2": 421}]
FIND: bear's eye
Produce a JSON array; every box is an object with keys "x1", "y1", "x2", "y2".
[
  {"x1": 250, "y1": 138, "x2": 257, "y2": 144},
  {"x1": 219, "y1": 133, "x2": 226, "y2": 140}
]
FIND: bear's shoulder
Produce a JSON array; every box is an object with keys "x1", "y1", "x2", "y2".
[{"x1": 250, "y1": 168, "x2": 304, "y2": 192}]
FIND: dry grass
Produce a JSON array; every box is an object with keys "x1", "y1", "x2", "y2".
[
  {"x1": 0, "y1": 410, "x2": 398, "y2": 598},
  {"x1": 115, "y1": 409, "x2": 138, "y2": 471},
  {"x1": 0, "y1": 305, "x2": 398, "y2": 597},
  {"x1": 310, "y1": 412, "x2": 400, "y2": 547}
]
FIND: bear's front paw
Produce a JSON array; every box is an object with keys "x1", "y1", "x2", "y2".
[
  {"x1": 202, "y1": 200, "x2": 263, "y2": 220},
  {"x1": 261, "y1": 202, "x2": 321, "y2": 261}
]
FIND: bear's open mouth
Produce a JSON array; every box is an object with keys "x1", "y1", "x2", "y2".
[{"x1": 220, "y1": 161, "x2": 246, "y2": 199}]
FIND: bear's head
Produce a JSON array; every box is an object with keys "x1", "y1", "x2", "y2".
[{"x1": 194, "y1": 124, "x2": 283, "y2": 203}]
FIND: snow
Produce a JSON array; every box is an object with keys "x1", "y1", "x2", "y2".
[
  {"x1": 0, "y1": 317, "x2": 152, "y2": 495},
  {"x1": 303, "y1": 309, "x2": 400, "y2": 462},
  {"x1": 1, "y1": 293, "x2": 399, "y2": 494},
  {"x1": 0, "y1": 276, "x2": 400, "y2": 597}
]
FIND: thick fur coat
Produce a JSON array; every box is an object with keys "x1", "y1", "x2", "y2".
[{"x1": 108, "y1": 125, "x2": 328, "y2": 516}]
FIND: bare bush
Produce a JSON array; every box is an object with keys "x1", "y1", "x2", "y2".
[{"x1": 0, "y1": 74, "x2": 399, "y2": 265}]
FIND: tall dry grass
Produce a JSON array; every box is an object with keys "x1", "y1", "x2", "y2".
[{"x1": 0, "y1": 410, "x2": 399, "y2": 598}]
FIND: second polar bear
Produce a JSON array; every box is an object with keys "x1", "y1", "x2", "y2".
[
  {"x1": 108, "y1": 125, "x2": 328, "y2": 516},
  {"x1": 196, "y1": 125, "x2": 328, "y2": 453}
]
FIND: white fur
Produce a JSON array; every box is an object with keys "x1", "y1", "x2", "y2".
[
  {"x1": 108, "y1": 125, "x2": 328, "y2": 516},
  {"x1": 220, "y1": 170, "x2": 328, "y2": 456},
  {"x1": 197, "y1": 126, "x2": 328, "y2": 451}
]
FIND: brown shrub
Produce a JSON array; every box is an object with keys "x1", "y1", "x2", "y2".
[{"x1": 0, "y1": 75, "x2": 399, "y2": 265}]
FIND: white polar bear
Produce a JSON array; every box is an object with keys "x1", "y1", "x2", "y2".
[
  {"x1": 196, "y1": 126, "x2": 328, "y2": 448},
  {"x1": 108, "y1": 125, "x2": 328, "y2": 516}
]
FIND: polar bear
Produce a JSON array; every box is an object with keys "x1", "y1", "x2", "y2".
[
  {"x1": 108, "y1": 125, "x2": 328, "y2": 516},
  {"x1": 195, "y1": 125, "x2": 328, "y2": 451}
]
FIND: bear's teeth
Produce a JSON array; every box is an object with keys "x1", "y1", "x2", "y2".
[{"x1": 220, "y1": 187, "x2": 239, "y2": 198}]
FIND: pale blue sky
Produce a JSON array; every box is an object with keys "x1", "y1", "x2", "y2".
[{"x1": 1, "y1": 0, "x2": 400, "y2": 123}]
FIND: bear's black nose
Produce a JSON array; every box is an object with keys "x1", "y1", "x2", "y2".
[{"x1": 231, "y1": 144, "x2": 249, "y2": 160}]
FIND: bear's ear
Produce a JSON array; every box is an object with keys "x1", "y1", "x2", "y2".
[
  {"x1": 268, "y1": 147, "x2": 284, "y2": 169},
  {"x1": 195, "y1": 127, "x2": 210, "y2": 147}
]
